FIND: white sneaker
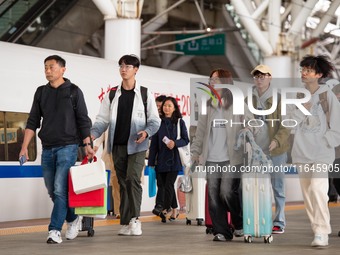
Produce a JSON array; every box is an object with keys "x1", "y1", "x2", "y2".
[
  {"x1": 118, "y1": 225, "x2": 131, "y2": 236},
  {"x1": 311, "y1": 234, "x2": 328, "y2": 247},
  {"x1": 65, "y1": 216, "x2": 82, "y2": 240},
  {"x1": 130, "y1": 217, "x2": 142, "y2": 236},
  {"x1": 47, "y1": 230, "x2": 62, "y2": 244},
  {"x1": 234, "y1": 229, "x2": 244, "y2": 237}
]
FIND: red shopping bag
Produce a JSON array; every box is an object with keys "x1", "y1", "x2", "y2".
[{"x1": 68, "y1": 156, "x2": 105, "y2": 207}]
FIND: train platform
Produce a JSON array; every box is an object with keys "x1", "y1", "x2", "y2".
[{"x1": 0, "y1": 203, "x2": 339, "y2": 255}]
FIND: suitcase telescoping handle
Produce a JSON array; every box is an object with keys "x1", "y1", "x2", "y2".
[{"x1": 243, "y1": 134, "x2": 251, "y2": 167}]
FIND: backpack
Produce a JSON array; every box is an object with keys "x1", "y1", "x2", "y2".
[
  {"x1": 297, "y1": 90, "x2": 331, "y2": 128},
  {"x1": 319, "y1": 91, "x2": 330, "y2": 128},
  {"x1": 109, "y1": 86, "x2": 148, "y2": 123},
  {"x1": 36, "y1": 84, "x2": 78, "y2": 115},
  {"x1": 320, "y1": 82, "x2": 340, "y2": 128},
  {"x1": 298, "y1": 84, "x2": 340, "y2": 159},
  {"x1": 36, "y1": 84, "x2": 84, "y2": 147}
]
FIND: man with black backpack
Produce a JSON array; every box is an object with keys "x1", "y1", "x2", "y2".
[
  {"x1": 19, "y1": 55, "x2": 94, "y2": 244},
  {"x1": 91, "y1": 54, "x2": 161, "y2": 236}
]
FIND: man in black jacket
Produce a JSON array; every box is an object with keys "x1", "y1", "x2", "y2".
[{"x1": 19, "y1": 55, "x2": 94, "y2": 244}]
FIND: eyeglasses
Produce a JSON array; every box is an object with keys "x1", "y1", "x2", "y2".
[
  {"x1": 119, "y1": 64, "x2": 134, "y2": 70},
  {"x1": 253, "y1": 74, "x2": 270, "y2": 80},
  {"x1": 300, "y1": 67, "x2": 315, "y2": 74},
  {"x1": 209, "y1": 77, "x2": 221, "y2": 83}
]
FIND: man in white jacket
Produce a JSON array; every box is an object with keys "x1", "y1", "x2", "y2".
[
  {"x1": 91, "y1": 55, "x2": 161, "y2": 236},
  {"x1": 291, "y1": 55, "x2": 340, "y2": 247}
]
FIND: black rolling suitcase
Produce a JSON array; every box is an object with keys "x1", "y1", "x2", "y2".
[{"x1": 80, "y1": 216, "x2": 95, "y2": 237}]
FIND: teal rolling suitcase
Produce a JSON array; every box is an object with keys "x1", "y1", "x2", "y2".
[{"x1": 242, "y1": 172, "x2": 273, "y2": 243}]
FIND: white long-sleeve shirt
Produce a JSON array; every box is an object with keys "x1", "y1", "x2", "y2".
[{"x1": 291, "y1": 85, "x2": 340, "y2": 164}]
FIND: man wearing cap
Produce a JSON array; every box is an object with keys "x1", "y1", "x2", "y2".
[{"x1": 248, "y1": 64, "x2": 290, "y2": 234}]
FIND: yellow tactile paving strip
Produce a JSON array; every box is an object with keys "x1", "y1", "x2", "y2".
[
  {"x1": 285, "y1": 202, "x2": 340, "y2": 211},
  {"x1": 0, "y1": 215, "x2": 160, "y2": 236},
  {"x1": 0, "y1": 203, "x2": 339, "y2": 236}
]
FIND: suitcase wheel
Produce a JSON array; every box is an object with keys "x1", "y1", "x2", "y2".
[
  {"x1": 264, "y1": 235, "x2": 273, "y2": 244},
  {"x1": 186, "y1": 218, "x2": 191, "y2": 225},
  {"x1": 244, "y1": 235, "x2": 252, "y2": 243},
  {"x1": 206, "y1": 227, "x2": 214, "y2": 234},
  {"x1": 87, "y1": 229, "x2": 95, "y2": 237},
  {"x1": 197, "y1": 219, "x2": 203, "y2": 226}
]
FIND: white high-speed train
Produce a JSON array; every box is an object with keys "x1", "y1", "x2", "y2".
[
  {"x1": 0, "y1": 41, "x2": 201, "y2": 222},
  {"x1": 0, "y1": 42, "x2": 302, "y2": 222}
]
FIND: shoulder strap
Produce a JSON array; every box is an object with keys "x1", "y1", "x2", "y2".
[
  {"x1": 319, "y1": 91, "x2": 328, "y2": 113},
  {"x1": 36, "y1": 85, "x2": 45, "y2": 116},
  {"x1": 319, "y1": 91, "x2": 330, "y2": 128},
  {"x1": 276, "y1": 93, "x2": 281, "y2": 102},
  {"x1": 141, "y1": 86, "x2": 148, "y2": 122},
  {"x1": 36, "y1": 85, "x2": 44, "y2": 102},
  {"x1": 109, "y1": 86, "x2": 119, "y2": 104},
  {"x1": 70, "y1": 84, "x2": 78, "y2": 110},
  {"x1": 177, "y1": 119, "x2": 181, "y2": 140},
  {"x1": 296, "y1": 92, "x2": 305, "y2": 99}
]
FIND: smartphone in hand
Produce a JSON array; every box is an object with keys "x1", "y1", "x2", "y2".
[
  {"x1": 135, "y1": 133, "x2": 143, "y2": 141},
  {"x1": 162, "y1": 136, "x2": 170, "y2": 145},
  {"x1": 19, "y1": 155, "x2": 27, "y2": 166}
]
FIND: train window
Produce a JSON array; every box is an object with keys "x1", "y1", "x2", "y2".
[{"x1": 0, "y1": 111, "x2": 37, "y2": 161}]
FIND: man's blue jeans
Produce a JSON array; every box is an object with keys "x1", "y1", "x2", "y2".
[
  {"x1": 41, "y1": 144, "x2": 78, "y2": 231},
  {"x1": 271, "y1": 152, "x2": 287, "y2": 229}
]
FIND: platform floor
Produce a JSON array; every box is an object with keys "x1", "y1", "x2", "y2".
[{"x1": 0, "y1": 203, "x2": 339, "y2": 255}]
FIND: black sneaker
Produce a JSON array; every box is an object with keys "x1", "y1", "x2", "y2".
[
  {"x1": 152, "y1": 208, "x2": 162, "y2": 216},
  {"x1": 152, "y1": 207, "x2": 167, "y2": 223}
]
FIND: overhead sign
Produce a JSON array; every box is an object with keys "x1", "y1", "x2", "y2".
[{"x1": 176, "y1": 33, "x2": 225, "y2": 55}]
